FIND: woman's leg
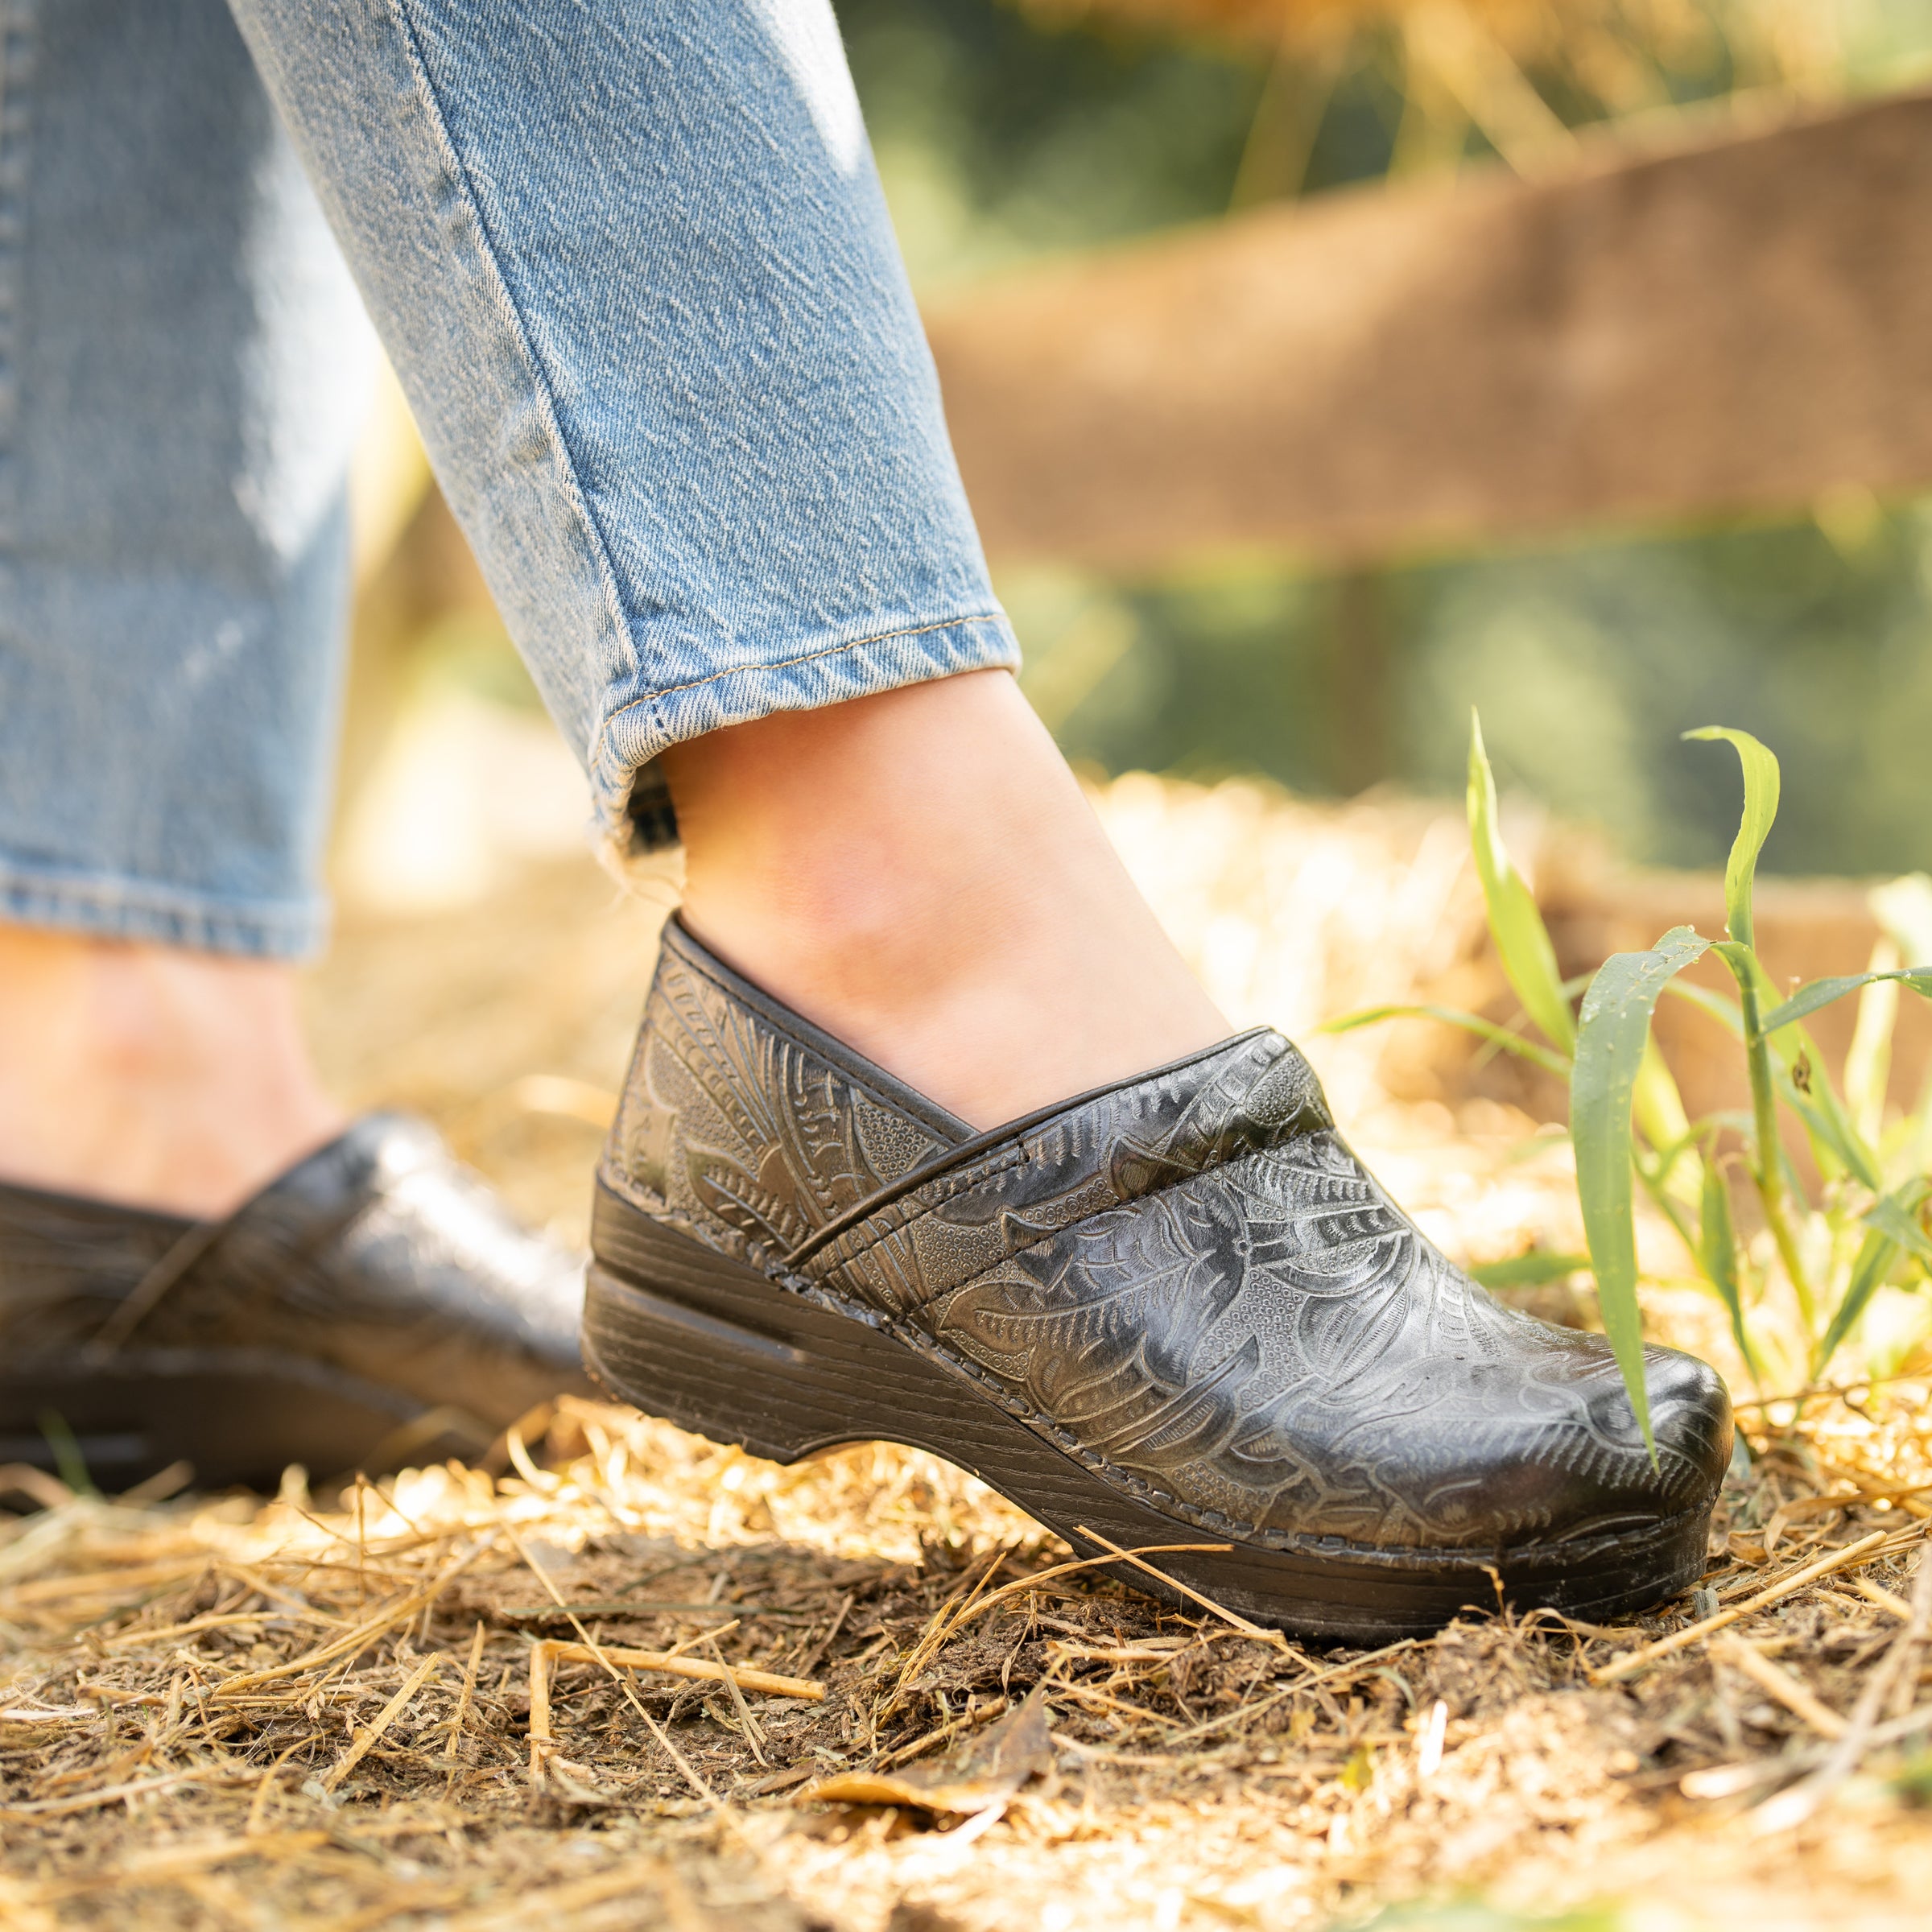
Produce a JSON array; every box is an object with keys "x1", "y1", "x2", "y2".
[
  {"x1": 221, "y1": 2, "x2": 1730, "y2": 1633},
  {"x1": 0, "y1": 0, "x2": 355, "y2": 1213},
  {"x1": 224, "y1": 0, "x2": 1224, "y2": 1125},
  {"x1": 0, "y1": 931, "x2": 340, "y2": 1216},
  {"x1": 663, "y1": 671, "x2": 1225, "y2": 1128}
]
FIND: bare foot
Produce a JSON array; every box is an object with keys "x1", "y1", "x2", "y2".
[
  {"x1": 660, "y1": 670, "x2": 1228, "y2": 1130},
  {"x1": 0, "y1": 928, "x2": 345, "y2": 1217}
]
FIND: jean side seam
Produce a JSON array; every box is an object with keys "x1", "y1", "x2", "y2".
[
  {"x1": 0, "y1": 0, "x2": 34, "y2": 577},
  {"x1": 382, "y1": 0, "x2": 637, "y2": 694},
  {"x1": 592, "y1": 610, "x2": 1010, "y2": 758}
]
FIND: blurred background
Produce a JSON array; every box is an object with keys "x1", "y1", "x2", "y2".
[{"x1": 341, "y1": 0, "x2": 1932, "y2": 892}]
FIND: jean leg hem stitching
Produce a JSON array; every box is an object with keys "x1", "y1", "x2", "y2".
[
  {"x1": 587, "y1": 610, "x2": 1019, "y2": 838},
  {"x1": 0, "y1": 877, "x2": 326, "y2": 959},
  {"x1": 0, "y1": 862, "x2": 324, "y2": 930},
  {"x1": 638, "y1": 611, "x2": 1008, "y2": 706},
  {"x1": 592, "y1": 608, "x2": 1015, "y2": 766}
]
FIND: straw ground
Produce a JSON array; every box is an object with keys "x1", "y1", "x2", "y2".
[{"x1": 6, "y1": 775, "x2": 1932, "y2": 1931}]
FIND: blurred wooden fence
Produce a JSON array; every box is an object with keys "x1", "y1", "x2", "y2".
[{"x1": 927, "y1": 88, "x2": 1932, "y2": 565}]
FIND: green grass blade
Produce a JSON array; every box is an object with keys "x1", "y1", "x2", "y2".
[
  {"x1": 1812, "y1": 1179, "x2": 1930, "y2": 1377},
  {"x1": 1684, "y1": 732, "x2": 1799, "y2": 1301},
  {"x1": 1757, "y1": 968, "x2": 1932, "y2": 1037},
  {"x1": 1683, "y1": 726, "x2": 1780, "y2": 952},
  {"x1": 1316, "y1": 1002, "x2": 1574, "y2": 1077},
  {"x1": 1644, "y1": 1121, "x2": 1711, "y2": 1195},
  {"x1": 1469, "y1": 1251, "x2": 1591, "y2": 1289},
  {"x1": 1719, "y1": 951, "x2": 1885, "y2": 1191},
  {"x1": 35, "y1": 1411, "x2": 96, "y2": 1498},
  {"x1": 1864, "y1": 1182, "x2": 1932, "y2": 1271},
  {"x1": 1711, "y1": 938, "x2": 1817, "y2": 1324},
  {"x1": 1845, "y1": 947, "x2": 1901, "y2": 1150},
  {"x1": 1632, "y1": 1034, "x2": 1690, "y2": 1159},
  {"x1": 1573, "y1": 924, "x2": 1711, "y2": 1455},
  {"x1": 1732, "y1": 945, "x2": 1887, "y2": 1190},
  {"x1": 1814, "y1": 1226, "x2": 1903, "y2": 1377},
  {"x1": 1775, "y1": 1060, "x2": 1883, "y2": 1191},
  {"x1": 1468, "y1": 712, "x2": 1575, "y2": 1054},
  {"x1": 1697, "y1": 1151, "x2": 1757, "y2": 1377}
]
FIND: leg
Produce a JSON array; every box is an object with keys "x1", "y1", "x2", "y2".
[
  {"x1": 664, "y1": 671, "x2": 1225, "y2": 1127},
  {"x1": 228, "y1": 0, "x2": 1220, "y2": 1126},
  {"x1": 226, "y1": 1, "x2": 1729, "y2": 1629},
  {"x1": 0, "y1": 931, "x2": 338, "y2": 1216},
  {"x1": 0, "y1": 0, "x2": 355, "y2": 1213},
  {"x1": 0, "y1": 0, "x2": 587, "y2": 1492}
]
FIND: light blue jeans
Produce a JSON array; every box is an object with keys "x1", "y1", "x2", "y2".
[{"x1": 0, "y1": 0, "x2": 1016, "y2": 958}]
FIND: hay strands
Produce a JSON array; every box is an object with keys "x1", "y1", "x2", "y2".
[
  {"x1": 802, "y1": 1684, "x2": 1054, "y2": 1819},
  {"x1": 525, "y1": 1638, "x2": 820, "y2": 1793},
  {"x1": 208, "y1": 1532, "x2": 498, "y2": 1699},
  {"x1": 1711, "y1": 1633, "x2": 1847, "y2": 1740},
  {"x1": 1753, "y1": 1543, "x2": 1932, "y2": 1831},
  {"x1": 527, "y1": 1640, "x2": 823, "y2": 1715},
  {"x1": 1591, "y1": 1528, "x2": 1897, "y2": 1683},
  {"x1": 888, "y1": 1538, "x2": 1240, "y2": 1674},
  {"x1": 502, "y1": 1520, "x2": 725, "y2": 1807},
  {"x1": 0, "y1": 1763, "x2": 261, "y2": 1823},
  {"x1": 320, "y1": 1651, "x2": 448, "y2": 1793},
  {"x1": 1071, "y1": 1525, "x2": 1290, "y2": 1649},
  {"x1": 1853, "y1": 1575, "x2": 1913, "y2": 1621}
]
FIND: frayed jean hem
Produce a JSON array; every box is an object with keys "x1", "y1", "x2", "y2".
[{"x1": 0, "y1": 860, "x2": 327, "y2": 960}]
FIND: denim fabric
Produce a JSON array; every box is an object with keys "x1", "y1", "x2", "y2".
[
  {"x1": 0, "y1": 0, "x2": 1017, "y2": 959},
  {"x1": 0, "y1": 0, "x2": 374, "y2": 956},
  {"x1": 230, "y1": 0, "x2": 1016, "y2": 848}
]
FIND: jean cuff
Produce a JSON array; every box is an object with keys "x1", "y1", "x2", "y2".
[
  {"x1": 592, "y1": 610, "x2": 1022, "y2": 860},
  {"x1": 0, "y1": 857, "x2": 327, "y2": 960}
]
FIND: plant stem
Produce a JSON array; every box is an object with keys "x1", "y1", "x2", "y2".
[{"x1": 1740, "y1": 974, "x2": 1815, "y2": 1332}]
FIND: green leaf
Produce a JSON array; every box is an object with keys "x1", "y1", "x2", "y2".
[
  {"x1": 1697, "y1": 1153, "x2": 1757, "y2": 1376},
  {"x1": 1572, "y1": 924, "x2": 1711, "y2": 1455},
  {"x1": 1814, "y1": 1226, "x2": 1904, "y2": 1377},
  {"x1": 1632, "y1": 1034, "x2": 1690, "y2": 1159},
  {"x1": 1469, "y1": 1251, "x2": 1591, "y2": 1289},
  {"x1": 1315, "y1": 1002, "x2": 1573, "y2": 1077},
  {"x1": 1844, "y1": 951, "x2": 1902, "y2": 1149},
  {"x1": 1814, "y1": 1178, "x2": 1931, "y2": 1375},
  {"x1": 1707, "y1": 938, "x2": 1825, "y2": 1324},
  {"x1": 1683, "y1": 727, "x2": 1780, "y2": 950},
  {"x1": 1757, "y1": 968, "x2": 1932, "y2": 1038},
  {"x1": 1776, "y1": 1062, "x2": 1883, "y2": 1191},
  {"x1": 1715, "y1": 937, "x2": 1887, "y2": 1191},
  {"x1": 1468, "y1": 712, "x2": 1575, "y2": 1054},
  {"x1": 34, "y1": 1411, "x2": 96, "y2": 1499},
  {"x1": 1864, "y1": 1185, "x2": 1932, "y2": 1271}
]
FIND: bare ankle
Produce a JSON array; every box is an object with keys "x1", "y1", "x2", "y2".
[
  {"x1": 660, "y1": 671, "x2": 1228, "y2": 1128},
  {"x1": 0, "y1": 927, "x2": 345, "y2": 1216}
]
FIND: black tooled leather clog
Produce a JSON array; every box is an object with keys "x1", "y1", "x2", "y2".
[
  {"x1": 0, "y1": 1113, "x2": 589, "y2": 1491},
  {"x1": 582, "y1": 918, "x2": 1732, "y2": 1642}
]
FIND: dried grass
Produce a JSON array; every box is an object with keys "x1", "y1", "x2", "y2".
[{"x1": 8, "y1": 773, "x2": 1932, "y2": 1930}]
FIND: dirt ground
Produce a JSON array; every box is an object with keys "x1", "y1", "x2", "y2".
[{"x1": 5, "y1": 771, "x2": 1932, "y2": 1932}]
